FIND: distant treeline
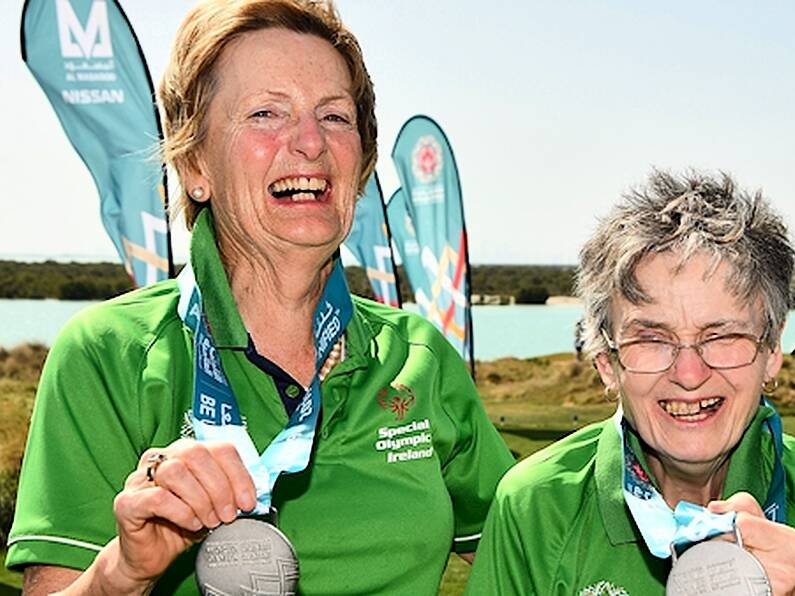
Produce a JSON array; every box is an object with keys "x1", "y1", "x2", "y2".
[
  {"x1": 0, "y1": 260, "x2": 578, "y2": 304},
  {"x1": 350, "y1": 264, "x2": 577, "y2": 305},
  {"x1": 470, "y1": 265, "x2": 576, "y2": 303},
  {"x1": 0, "y1": 261, "x2": 134, "y2": 300}
]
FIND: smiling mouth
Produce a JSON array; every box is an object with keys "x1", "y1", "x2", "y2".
[
  {"x1": 269, "y1": 176, "x2": 329, "y2": 202},
  {"x1": 658, "y1": 397, "x2": 724, "y2": 421}
]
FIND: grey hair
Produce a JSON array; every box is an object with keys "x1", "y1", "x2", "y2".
[{"x1": 576, "y1": 169, "x2": 794, "y2": 357}]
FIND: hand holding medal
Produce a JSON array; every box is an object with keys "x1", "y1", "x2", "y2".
[
  {"x1": 666, "y1": 491, "x2": 795, "y2": 596},
  {"x1": 101, "y1": 440, "x2": 257, "y2": 593},
  {"x1": 699, "y1": 493, "x2": 795, "y2": 596}
]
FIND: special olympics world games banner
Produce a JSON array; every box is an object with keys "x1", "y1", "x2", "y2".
[
  {"x1": 386, "y1": 188, "x2": 425, "y2": 306},
  {"x1": 390, "y1": 115, "x2": 473, "y2": 365},
  {"x1": 22, "y1": 0, "x2": 172, "y2": 286},
  {"x1": 344, "y1": 173, "x2": 401, "y2": 307}
]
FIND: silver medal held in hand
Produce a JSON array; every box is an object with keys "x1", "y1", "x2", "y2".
[
  {"x1": 195, "y1": 517, "x2": 299, "y2": 596},
  {"x1": 666, "y1": 526, "x2": 770, "y2": 596}
]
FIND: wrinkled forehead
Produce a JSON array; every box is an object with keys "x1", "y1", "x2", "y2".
[
  {"x1": 609, "y1": 250, "x2": 766, "y2": 334},
  {"x1": 213, "y1": 28, "x2": 351, "y2": 89}
]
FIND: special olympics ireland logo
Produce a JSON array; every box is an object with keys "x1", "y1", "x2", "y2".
[
  {"x1": 377, "y1": 384, "x2": 417, "y2": 420},
  {"x1": 411, "y1": 135, "x2": 443, "y2": 184},
  {"x1": 578, "y1": 581, "x2": 629, "y2": 596}
]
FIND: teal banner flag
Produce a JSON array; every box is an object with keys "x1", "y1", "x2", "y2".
[
  {"x1": 21, "y1": 0, "x2": 172, "y2": 286},
  {"x1": 386, "y1": 188, "x2": 425, "y2": 304},
  {"x1": 344, "y1": 173, "x2": 401, "y2": 307},
  {"x1": 390, "y1": 115, "x2": 473, "y2": 365}
]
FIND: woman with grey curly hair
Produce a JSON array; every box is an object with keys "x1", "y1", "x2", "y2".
[{"x1": 467, "y1": 170, "x2": 795, "y2": 596}]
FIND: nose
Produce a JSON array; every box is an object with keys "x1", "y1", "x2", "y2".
[
  {"x1": 289, "y1": 114, "x2": 326, "y2": 161},
  {"x1": 668, "y1": 345, "x2": 711, "y2": 389}
]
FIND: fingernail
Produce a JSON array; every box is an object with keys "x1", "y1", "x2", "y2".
[{"x1": 222, "y1": 504, "x2": 237, "y2": 522}]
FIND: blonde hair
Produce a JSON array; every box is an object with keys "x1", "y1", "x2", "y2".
[{"x1": 159, "y1": 0, "x2": 377, "y2": 228}]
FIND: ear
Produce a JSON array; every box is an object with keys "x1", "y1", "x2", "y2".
[
  {"x1": 179, "y1": 154, "x2": 212, "y2": 204},
  {"x1": 594, "y1": 351, "x2": 619, "y2": 392},
  {"x1": 764, "y1": 342, "x2": 784, "y2": 381}
]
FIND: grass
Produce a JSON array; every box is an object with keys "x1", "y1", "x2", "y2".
[
  {"x1": 0, "y1": 552, "x2": 20, "y2": 593},
  {"x1": 2, "y1": 347, "x2": 794, "y2": 595}
]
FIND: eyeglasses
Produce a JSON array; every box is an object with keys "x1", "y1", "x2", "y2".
[{"x1": 601, "y1": 325, "x2": 768, "y2": 374}]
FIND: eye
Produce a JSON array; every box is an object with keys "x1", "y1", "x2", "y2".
[
  {"x1": 635, "y1": 331, "x2": 668, "y2": 342},
  {"x1": 322, "y1": 112, "x2": 352, "y2": 124},
  {"x1": 702, "y1": 334, "x2": 740, "y2": 346},
  {"x1": 250, "y1": 109, "x2": 275, "y2": 119}
]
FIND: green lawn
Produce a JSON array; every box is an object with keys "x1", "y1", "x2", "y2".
[{"x1": 0, "y1": 552, "x2": 20, "y2": 594}]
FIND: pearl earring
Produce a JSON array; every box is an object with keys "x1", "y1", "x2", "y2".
[{"x1": 191, "y1": 187, "x2": 205, "y2": 200}]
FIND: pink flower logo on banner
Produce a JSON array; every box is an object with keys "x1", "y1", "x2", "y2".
[{"x1": 411, "y1": 135, "x2": 443, "y2": 184}]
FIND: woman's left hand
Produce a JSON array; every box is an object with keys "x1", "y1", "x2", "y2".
[{"x1": 708, "y1": 492, "x2": 795, "y2": 596}]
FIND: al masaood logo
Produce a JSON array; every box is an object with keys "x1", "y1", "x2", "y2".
[
  {"x1": 55, "y1": 0, "x2": 125, "y2": 105},
  {"x1": 411, "y1": 135, "x2": 443, "y2": 184}
]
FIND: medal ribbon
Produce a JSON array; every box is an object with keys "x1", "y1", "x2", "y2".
[
  {"x1": 177, "y1": 259, "x2": 352, "y2": 514},
  {"x1": 615, "y1": 398, "x2": 787, "y2": 558}
]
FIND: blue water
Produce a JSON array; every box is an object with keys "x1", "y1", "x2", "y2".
[
  {"x1": 1, "y1": 299, "x2": 794, "y2": 361},
  {"x1": 0, "y1": 299, "x2": 100, "y2": 348}
]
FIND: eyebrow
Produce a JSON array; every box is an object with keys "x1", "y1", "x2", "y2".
[
  {"x1": 619, "y1": 318, "x2": 752, "y2": 335},
  {"x1": 243, "y1": 90, "x2": 354, "y2": 103},
  {"x1": 317, "y1": 93, "x2": 355, "y2": 104}
]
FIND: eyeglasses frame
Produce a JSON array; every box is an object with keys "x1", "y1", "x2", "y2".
[{"x1": 600, "y1": 323, "x2": 770, "y2": 374}]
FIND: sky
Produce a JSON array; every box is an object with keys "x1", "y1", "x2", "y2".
[{"x1": 1, "y1": 0, "x2": 794, "y2": 265}]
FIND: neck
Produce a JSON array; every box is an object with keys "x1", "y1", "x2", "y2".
[
  {"x1": 219, "y1": 237, "x2": 336, "y2": 385},
  {"x1": 646, "y1": 452, "x2": 730, "y2": 509}
]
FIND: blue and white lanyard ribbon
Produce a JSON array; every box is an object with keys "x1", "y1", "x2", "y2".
[
  {"x1": 615, "y1": 399, "x2": 787, "y2": 558},
  {"x1": 177, "y1": 260, "x2": 353, "y2": 515}
]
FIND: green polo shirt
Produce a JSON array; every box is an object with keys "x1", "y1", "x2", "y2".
[
  {"x1": 7, "y1": 210, "x2": 514, "y2": 595},
  {"x1": 465, "y1": 406, "x2": 795, "y2": 596}
]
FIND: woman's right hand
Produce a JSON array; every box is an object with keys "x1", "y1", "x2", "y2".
[
  {"x1": 709, "y1": 493, "x2": 795, "y2": 596},
  {"x1": 26, "y1": 439, "x2": 257, "y2": 596},
  {"x1": 104, "y1": 439, "x2": 257, "y2": 592}
]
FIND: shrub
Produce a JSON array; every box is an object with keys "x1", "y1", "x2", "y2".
[
  {"x1": 515, "y1": 285, "x2": 549, "y2": 304},
  {"x1": 0, "y1": 469, "x2": 18, "y2": 547},
  {"x1": 0, "y1": 344, "x2": 48, "y2": 382}
]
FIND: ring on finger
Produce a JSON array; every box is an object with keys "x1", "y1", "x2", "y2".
[{"x1": 145, "y1": 452, "x2": 167, "y2": 484}]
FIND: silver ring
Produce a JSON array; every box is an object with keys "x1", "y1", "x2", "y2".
[{"x1": 145, "y1": 452, "x2": 167, "y2": 483}]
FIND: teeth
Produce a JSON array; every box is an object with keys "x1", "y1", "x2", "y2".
[
  {"x1": 667, "y1": 401, "x2": 699, "y2": 415},
  {"x1": 290, "y1": 192, "x2": 317, "y2": 202},
  {"x1": 660, "y1": 397, "x2": 722, "y2": 417},
  {"x1": 699, "y1": 397, "x2": 721, "y2": 409},
  {"x1": 270, "y1": 177, "x2": 328, "y2": 194}
]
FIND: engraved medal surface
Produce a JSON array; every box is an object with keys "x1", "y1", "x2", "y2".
[
  {"x1": 666, "y1": 540, "x2": 771, "y2": 596},
  {"x1": 195, "y1": 518, "x2": 299, "y2": 596}
]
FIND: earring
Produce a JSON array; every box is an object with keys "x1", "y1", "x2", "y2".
[
  {"x1": 604, "y1": 385, "x2": 619, "y2": 402},
  {"x1": 762, "y1": 378, "x2": 779, "y2": 395},
  {"x1": 190, "y1": 187, "x2": 205, "y2": 200}
]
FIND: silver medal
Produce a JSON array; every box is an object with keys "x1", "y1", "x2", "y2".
[
  {"x1": 666, "y1": 528, "x2": 770, "y2": 596},
  {"x1": 195, "y1": 518, "x2": 299, "y2": 596}
]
